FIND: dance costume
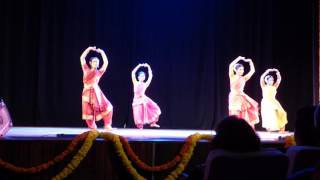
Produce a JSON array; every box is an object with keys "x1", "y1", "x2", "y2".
[
  {"x1": 229, "y1": 76, "x2": 259, "y2": 126},
  {"x1": 81, "y1": 63, "x2": 113, "y2": 128},
  {"x1": 261, "y1": 86, "x2": 287, "y2": 131},
  {"x1": 132, "y1": 82, "x2": 161, "y2": 128}
]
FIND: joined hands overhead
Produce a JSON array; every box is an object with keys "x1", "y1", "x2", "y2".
[
  {"x1": 87, "y1": 46, "x2": 105, "y2": 54},
  {"x1": 236, "y1": 56, "x2": 252, "y2": 63}
]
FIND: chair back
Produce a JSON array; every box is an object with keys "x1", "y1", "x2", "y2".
[
  {"x1": 287, "y1": 146, "x2": 320, "y2": 175},
  {"x1": 203, "y1": 149, "x2": 288, "y2": 180}
]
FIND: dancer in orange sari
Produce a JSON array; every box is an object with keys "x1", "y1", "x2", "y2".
[
  {"x1": 80, "y1": 46, "x2": 113, "y2": 130},
  {"x1": 131, "y1": 63, "x2": 161, "y2": 129},
  {"x1": 228, "y1": 56, "x2": 259, "y2": 128},
  {"x1": 260, "y1": 68, "x2": 287, "y2": 132}
]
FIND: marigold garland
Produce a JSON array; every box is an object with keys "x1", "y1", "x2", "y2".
[
  {"x1": 119, "y1": 134, "x2": 212, "y2": 172},
  {"x1": 99, "y1": 132, "x2": 146, "y2": 180},
  {"x1": 120, "y1": 136, "x2": 180, "y2": 171},
  {"x1": 0, "y1": 129, "x2": 213, "y2": 180},
  {"x1": 52, "y1": 130, "x2": 99, "y2": 180},
  {"x1": 0, "y1": 130, "x2": 299, "y2": 179},
  {"x1": 284, "y1": 135, "x2": 296, "y2": 148},
  {"x1": 0, "y1": 131, "x2": 89, "y2": 174},
  {"x1": 165, "y1": 133, "x2": 203, "y2": 180},
  {"x1": 102, "y1": 132, "x2": 212, "y2": 180}
]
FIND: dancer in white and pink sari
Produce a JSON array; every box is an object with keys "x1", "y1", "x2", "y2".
[{"x1": 131, "y1": 63, "x2": 161, "y2": 129}]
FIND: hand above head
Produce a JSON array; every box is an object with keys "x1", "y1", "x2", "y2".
[
  {"x1": 269, "y1": 68, "x2": 277, "y2": 72},
  {"x1": 96, "y1": 48, "x2": 104, "y2": 54},
  {"x1": 81, "y1": 46, "x2": 96, "y2": 60},
  {"x1": 244, "y1": 58, "x2": 252, "y2": 62},
  {"x1": 237, "y1": 55, "x2": 245, "y2": 60}
]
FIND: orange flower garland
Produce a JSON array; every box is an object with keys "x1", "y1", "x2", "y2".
[
  {"x1": 120, "y1": 136, "x2": 180, "y2": 171},
  {"x1": 0, "y1": 130, "x2": 213, "y2": 180},
  {"x1": 165, "y1": 133, "x2": 205, "y2": 180},
  {"x1": 52, "y1": 130, "x2": 99, "y2": 180},
  {"x1": 113, "y1": 132, "x2": 212, "y2": 180},
  {"x1": 284, "y1": 135, "x2": 296, "y2": 148},
  {"x1": 120, "y1": 134, "x2": 212, "y2": 172},
  {"x1": 99, "y1": 132, "x2": 146, "y2": 180},
  {"x1": 0, "y1": 131, "x2": 89, "y2": 174}
]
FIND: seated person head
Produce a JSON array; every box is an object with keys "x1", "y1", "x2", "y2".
[{"x1": 211, "y1": 116, "x2": 261, "y2": 153}]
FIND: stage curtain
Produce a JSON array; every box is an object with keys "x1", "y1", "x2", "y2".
[{"x1": 0, "y1": 0, "x2": 315, "y2": 130}]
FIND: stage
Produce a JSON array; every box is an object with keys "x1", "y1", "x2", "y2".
[
  {"x1": 0, "y1": 127, "x2": 293, "y2": 179},
  {"x1": 3, "y1": 127, "x2": 292, "y2": 142}
]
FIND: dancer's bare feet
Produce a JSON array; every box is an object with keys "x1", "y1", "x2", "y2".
[
  {"x1": 150, "y1": 123, "x2": 160, "y2": 128},
  {"x1": 86, "y1": 121, "x2": 97, "y2": 129},
  {"x1": 137, "y1": 124, "x2": 143, "y2": 129},
  {"x1": 279, "y1": 127, "x2": 287, "y2": 133},
  {"x1": 104, "y1": 125, "x2": 113, "y2": 131}
]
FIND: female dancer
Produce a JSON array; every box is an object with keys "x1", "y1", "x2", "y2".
[
  {"x1": 80, "y1": 46, "x2": 113, "y2": 130},
  {"x1": 131, "y1": 63, "x2": 161, "y2": 129},
  {"x1": 260, "y1": 68, "x2": 287, "y2": 132},
  {"x1": 228, "y1": 56, "x2": 259, "y2": 128}
]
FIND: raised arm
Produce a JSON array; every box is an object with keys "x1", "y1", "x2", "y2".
[
  {"x1": 229, "y1": 56, "x2": 245, "y2": 78},
  {"x1": 80, "y1": 46, "x2": 95, "y2": 67},
  {"x1": 96, "y1": 48, "x2": 108, "y2": 72},
  {"x1": 243, "y1": 58, "x2": 255, "y2": 80},
  {"x1": 131, "y1": 64, "x2": 142, "y2": 84},
  {"x1": 145, "y1": 63, "x2": 153, "y2": 86},
  {"x1": 260, "y1": 69, "x2": 272, "y2": 88},
  {"x1": 274, "y1": 69, "x2": 281, "y2": 88}
]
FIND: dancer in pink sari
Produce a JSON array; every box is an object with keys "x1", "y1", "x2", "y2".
[
  {"x1": 228, "y1": 56, "x2": 259, "y2": 128},
  {"x1": 131, "y1": 63, "x2": 161, "y2": 129},
  {"x1": 80, "y1": 46, "x2": 113, "y2": 130}
]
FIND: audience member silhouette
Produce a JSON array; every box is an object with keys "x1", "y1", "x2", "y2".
[
  {"x1": 210, "y1": 115, "x2": 261, "y2": 153},
  {"x1": 294, "y1": 106, "x2": 320, "y2": 147}
]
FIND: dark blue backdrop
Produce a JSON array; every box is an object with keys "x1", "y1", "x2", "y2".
[{"x1": 0, "y1": 0, "x2": 316, "y2": 130}]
